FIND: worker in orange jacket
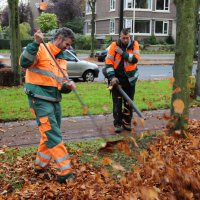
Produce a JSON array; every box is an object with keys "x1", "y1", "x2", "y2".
[
  {"x1": 20, "y1": 28, "x2": 76, "y2": 183},
  {"x1": 105, "y1": 28, "x2": 140, "y2": 133}
]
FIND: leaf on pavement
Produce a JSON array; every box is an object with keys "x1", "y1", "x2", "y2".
[
  {"x1": 0, "y1": 129, "x2": 6, "y2": 133},
  {"x1": 140, "y1": 118, "x2": 145, "y2": 127}
]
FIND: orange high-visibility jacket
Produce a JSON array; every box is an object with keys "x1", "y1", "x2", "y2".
[
  {"x1": 106, "y1": 40, "x2": 140, "y2": 72},
  {"x1": 25, "y1": 43, "x2": 67, "y2": 90}
]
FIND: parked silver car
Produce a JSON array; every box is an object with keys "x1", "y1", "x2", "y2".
[{"x1": 65, "y1": 50, "x2": 99, "y2": 82}]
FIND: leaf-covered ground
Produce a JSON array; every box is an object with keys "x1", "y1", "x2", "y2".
[{"x1": 0, "y1": 120, "x2": 200, "y2": 200}]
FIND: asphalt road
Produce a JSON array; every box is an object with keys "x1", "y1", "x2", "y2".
[{"x1": 96, "y1": 64, "x2": 197, "y2": 82}]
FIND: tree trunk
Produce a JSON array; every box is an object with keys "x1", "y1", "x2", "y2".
[
  {"x1": 119, "y1": 0, "x2": 124, "y2": 36},
  {"x1": 195, "y1": 1, "x2": 200, "y2": 100},
  {"x1": 170, "y1": 0, "x2": 197, "y2": 132},
  {"x1": 195, "y1": 29, "x2": 200, "y2": 100},
  {"x1": 8, "y1": 0, "x2": 21, "y2": 85},
  {"x1": 89, "y1": 0, "x2": 96, "y2": 58}
]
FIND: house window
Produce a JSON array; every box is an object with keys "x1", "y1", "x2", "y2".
[
  {"x1": 86, "y1": 0, "x2": 92, "y2": 14},
  {"x1": 86, "y1": 22, "x2": 91, "y2": 33},
  {"x1": 135, "y1": 20, "x2": 151, "y2": 34},
  {"x1": 124, "y1": 19, "x2": 133, "y2": 33},
  {"x1": 124, "y1": 19, "x2": 151, "y2": 35},
  {"x1": 156, "y1": 0, "x2": 169, "y2": 11},
  {"x1": 124, "y1": 0, "x2": 152, "y2": 10},
  {"x1": 110, "y1": 0, "x2": 116, "y2": 10},
  {"x1": 110, "y1": 19, "x2": 115, "y2": 34},
  {"x1": 155, "y1": 21, "x2": 169, "y2": 35}
]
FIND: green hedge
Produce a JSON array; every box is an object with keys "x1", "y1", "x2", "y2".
[{"x1": 0, "y1": 39, "x2": 34, "y2": 49}]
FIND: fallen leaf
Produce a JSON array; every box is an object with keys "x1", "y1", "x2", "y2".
[
  {"x1": 0, "y1": 129, "x2": 6, "y2": 133},
  {"x1": 101, "y1": 157, "x2": 112, "y2": 165},
  {"x1": 82, "y1": 106, "x2": 89, "y2": 115},
  {"x1": 172, "y1": 87, "x2": 181, "y2": 94},
  {"x1": 112, "y1": 163, "x2": 125, "y2": 171},
  {"x1": 0, "y1": 150, "x2": 5, "y2": 154},
  {"x1": 140, "y1": 118, "x2": 145, "y2": 127}
]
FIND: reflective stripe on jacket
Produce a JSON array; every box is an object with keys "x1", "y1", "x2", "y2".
[
  {"x1": 105, "y1": 40, "x2": 140, "y2": 72},
  {"x1": 25, "y1": 43, "x2": 68, "y2": 90}
]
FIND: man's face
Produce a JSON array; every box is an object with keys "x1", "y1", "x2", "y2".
[
  {"x1": 55, "y1": 36, "x2": 73, "y2": 50},
  {"x1": 120, "y1": 33, "x2": 130, "y2": 46}
]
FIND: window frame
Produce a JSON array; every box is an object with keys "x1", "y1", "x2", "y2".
[
  {"x1": 124, "y1": 0, "x2": 153, "y2": 11},
  {"x1": 110, "y1": 0, "x2": 116, "y2": 11},
  {"x1": 155, "y1": 0, "x2": 170, "y2": 12},
  {"x1": 154, "y1": 20, "x2": 169, "y2": 36},
  {"x1": 109, "y1": 19, "x2": 115, "y2": 34},
  {"x1": 124, "y1": 18, "x2": 152, "y2": 36}
]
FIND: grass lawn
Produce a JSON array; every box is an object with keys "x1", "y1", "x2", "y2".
[
  {"x1": 1, "y1": 79, "x2": 198, "y2": 122},
  {"x1": 0, "y1": 80, "x2": 174, "y2": 121}
]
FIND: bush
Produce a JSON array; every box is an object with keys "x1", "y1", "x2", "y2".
[
  {"x1": 166, "y1": 35, "x2": 175, "y2": 44},
  {"x1": 148, "y1": 35, "x2": 157, "y2": 45},
  {"x1": 36, "y1": 12, "x2": 58, "y2": 33},
  {"x1": 75, "y1": 35, "x2": 98, "y2": 50},
  {"x1": 20, "y1": 22, "x2": 31, "y2": 40},
  {"x1": 104, "y1": 36, "x2": 113, "y2": 47}
]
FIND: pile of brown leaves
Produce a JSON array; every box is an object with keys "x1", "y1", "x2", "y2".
[{"x1": 0, "y1": 120, "x2": 200, "y2": 200}]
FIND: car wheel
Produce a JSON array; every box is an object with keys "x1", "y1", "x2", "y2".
[
  {"x1": 98, "y1": 57, "x2": 103, "y2": 62},
  {"x1": 83, "y1": 70, "x2": 95, "y2": 82}
]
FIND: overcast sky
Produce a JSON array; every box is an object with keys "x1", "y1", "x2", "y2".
[{"x1": 0, "y1": 0, "x2": 29, "y2": 11}]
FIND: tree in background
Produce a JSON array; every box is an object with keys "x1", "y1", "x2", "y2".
[
  {"x1": 7, "y1": 0, "x2": 21, "y2": 85},
  {"x1": 0, "y1": 22, "x2": 2, "y2": 33},
  {"x1": 169, "y1": 0, "x2": 197, "y2": 133},
  {"x1": 88, "y1": 0, "x2": 96, "y2": 57},
  {"x1": 47, "y1": 0, "x2": 83, "y2": 26},
  {"x1": 36, "y1": 12, "x2": 58, "y2": 33},
  {"x1": 18, "y1": 1, "x2": 32, "y2": 24},
  {"x1": 65, "y1": 17, "x2": 84, "y2": 34},
  {"x1": 1, "y1": 7, "x2": 9, "y2": 27},
  {"x1": 1, "y1": 2, "x2": 32, "y2": 28}
]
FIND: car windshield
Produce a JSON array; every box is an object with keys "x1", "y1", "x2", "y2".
[{"x1": 65, "y1": 51, "x2": 77, "y2": 62}]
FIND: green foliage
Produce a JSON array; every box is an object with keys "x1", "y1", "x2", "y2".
[
  {"x1": 148, "y1": 35, "x2": 157, "y2": 45},
  {"x1": 36, "y1": 12, "x2": 58, "y2": 33},
  {"x1": 165, "y1": 35, "x2": 175, "y2": 44},
  {"x1": 3, "y1": 26, "x2": 10, "y2": 39},
  {"x1": 19, "y1": 22, "x2": 31, "y2": 40},
  {"x1": 65, "y1": 17, "x2": 84, "y2": 34},
  {"x1": 0, "y1": 22, "x2": 2, "y2": 32},
  {"x1": 75, "y1": 34, "x2": 98, "y2": 50},
  {"x1": 104, "y1": 36, "x2": 113, "y2": 47}
]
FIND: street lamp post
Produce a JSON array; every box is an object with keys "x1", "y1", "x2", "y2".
[{"x1": 132, "y1": 0, "x2": 136, "y2": 40}]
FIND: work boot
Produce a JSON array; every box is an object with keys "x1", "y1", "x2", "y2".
[
  {"x1": 114, "y1": 125, "x2": 123, "y2": 133},
  {"x1": 34, "y1": 168, "x2": 51, "y2": 180},
  {"x1": 57, "y1": 172, "x2": 75, "y2": 184},
  {"x1": 34, "y1": 168, "x2": 49, "y2": 174},
  {"x1": 122, "y1": 124, "x2": 131, "y2": 131}
]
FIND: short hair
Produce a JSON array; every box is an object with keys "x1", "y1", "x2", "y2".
[
  {"x1": 120, "y1": 28, "x2": 130, "y2": 35},
  {"x1": 54, "y1": 27, "x2": 75, "y2": 42}
]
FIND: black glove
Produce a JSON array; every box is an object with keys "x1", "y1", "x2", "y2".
[
  {"x1": 60, "y1": 81, "x2": 76, "y2": 94},
  {"x1": 110, "y1": 77, "x2": 119, "y2": 86}
]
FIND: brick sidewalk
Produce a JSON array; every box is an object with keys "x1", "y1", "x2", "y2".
[{"x1": 0, "y1": 107, "x2": 199, "y2": 147}]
